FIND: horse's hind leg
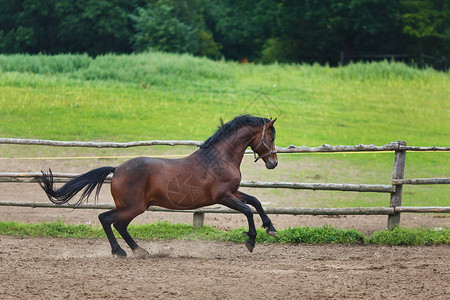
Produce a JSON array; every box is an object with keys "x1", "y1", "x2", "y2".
[
  {"x1": 99, "y1": 209, "x2": 148, "y2": 258},
  {"x1": 237, "y1": 191, "x2": 277, "y2": 237},
  {"x1": 98, "y1": 210, "x2": 127, "y2": 257},
  {"x1": 114, "y1": 220, "x2": 149, "y2": 258}
]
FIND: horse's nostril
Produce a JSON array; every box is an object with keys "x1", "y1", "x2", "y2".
[{"x1": 266, "y1": 159, "x2": 278, "y2": 169}]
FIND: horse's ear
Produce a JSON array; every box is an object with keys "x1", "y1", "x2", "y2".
[{"x1": 267, "y1": 118, "x2": 277, "y2": 127}]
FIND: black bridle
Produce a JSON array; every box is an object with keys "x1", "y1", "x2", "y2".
[{"x1": 253, "y1": 122, "x2": 276, "y2": 162}]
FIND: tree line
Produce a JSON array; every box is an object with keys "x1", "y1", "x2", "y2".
[{"x1": 1, "y1": 0, "x2": 449, "y2": 68}]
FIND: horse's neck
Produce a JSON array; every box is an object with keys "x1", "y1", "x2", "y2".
[{"x1": 211, "y1": 126, "x2": 257, "y2": 167}]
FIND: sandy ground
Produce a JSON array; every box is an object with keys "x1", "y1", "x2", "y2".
[{"x1": 0, "y1": 236, "x2": 449, "y2": 299}]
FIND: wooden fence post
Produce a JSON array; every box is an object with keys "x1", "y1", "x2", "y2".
[
  {"x1": 193, "y1": 211, "x2": 205, "y2": 228},
  {"x1": 388, "y1": 140, "x2": 407, "y2": 229}
]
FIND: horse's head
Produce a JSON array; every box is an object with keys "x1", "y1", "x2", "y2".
[{"x1": 252, "y1": 118, "x2": 278, "y2": 169}]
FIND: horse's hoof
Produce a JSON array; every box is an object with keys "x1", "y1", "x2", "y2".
[
  {"x1": 267, "y1": 229, "x2": 278, "y2": 238},
  {"x1": 132, "y1": 247, "x2": 150, "y2": 259},
  {"x1": 112, "y1": 248, "x2": 127, "y2": 258},
  {"x1": 245, "y1": 240, "x2": 255, "y2": 253}
]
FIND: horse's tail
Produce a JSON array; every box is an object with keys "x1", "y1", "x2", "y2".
[{"x1": 39, "y1": 166, "x2": 116, "y2": 206}]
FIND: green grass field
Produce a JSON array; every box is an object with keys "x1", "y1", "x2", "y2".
[
  {"x1": 1, "y1": 221, "x2": 448, "y2": 245},
  {"x1": 0, "y1": 52, "x2": 449, "y2": 208}
]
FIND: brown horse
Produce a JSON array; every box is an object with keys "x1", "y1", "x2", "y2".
[{"x1": 39, "y1": 115, "x2": 278, "y2": 257}]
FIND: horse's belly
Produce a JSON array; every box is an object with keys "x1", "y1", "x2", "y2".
[
  {"x1": 150, "y1": 171, "x2": 213, "y2": 210},
  {"x1": 150, "y1": 193, "x2": 213, "y2": 210}
]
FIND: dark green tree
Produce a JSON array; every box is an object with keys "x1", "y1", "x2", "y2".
[
  {"x1": 329, "y1": 0, "x2": 403, "y2": 64},
  {"x1": 402, "y1": 0, "x2": 450, "y2": 66},
  {"x1": 0, "y1": 0, "x2": 448, "y2": 68},
  {"x1": 261, "y1": 0, "x2": 403, "y2": 65},
  {"x1": 132, "y1": 0, "x2": 221, "y2": 58},
  {"x1": 55, "y1": 0, "x2": 135, "y2": 55},
  {"x1": 0, "y1": 0, "x2": 137, "y2": 55},
  {"x1": 205, "y1": 0, "x2": 277, "y2": 61},
  {"x1": 260, "y1": 0, "x2": 334, "y2": 64},
  {"x1": 0, "y1": 0, "x2": 58, "y2": 53}
]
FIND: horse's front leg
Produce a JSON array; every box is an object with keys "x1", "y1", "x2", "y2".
[
  {"x1": 219, "y1": 194, "x2": 257, "y2": 252},
  {"x1": 237, "y1": 191, "x2": 277, "y2": 237}
]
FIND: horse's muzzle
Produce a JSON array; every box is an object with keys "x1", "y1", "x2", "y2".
[{"x1": 265, "y1": 158, "x2": 278, "y2": 169}]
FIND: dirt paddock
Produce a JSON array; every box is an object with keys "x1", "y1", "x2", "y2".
[
  {"x1": 0, "y1": 236, "x2": 449, "y2": 299},
  {"x1": 0, "y1": 209, "x2": 449, "y2": 299}
]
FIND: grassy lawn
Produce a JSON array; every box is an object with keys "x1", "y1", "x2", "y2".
[
  {"x1": 1, "y1": 220, "x2": 449, "y2": 245},
  {"x1": 0, "y1": 52, "x2": 449, "y2": 208}
]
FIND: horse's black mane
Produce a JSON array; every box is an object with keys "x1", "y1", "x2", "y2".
[{"x1": 200, "y1": 115, "x2": 269, "y2": 149}]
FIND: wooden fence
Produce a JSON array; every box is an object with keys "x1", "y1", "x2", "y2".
[{"x1": 0, "y1": 138, "x2": 449, "y2": 229}]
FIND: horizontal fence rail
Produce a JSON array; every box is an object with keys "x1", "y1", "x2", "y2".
[
  {"x1": 1, "y1": 139, "x2": 449, "y2": 228},
  {"x1": 0, "y1": 138, "x2": 202, "y2": 148},
  {"x1": 2, "y1": 138, "x2": 449, "y2": 152},
  {"x1": 277, "y1": 143, "x2": 450, "y2": 153},
  {"x1": 0, "y1": 201, "x2": 395, "y2": 214},
  {"x1": 0, "y1": 173, "x2": 396, "y2": 193},
  {"x1": 392, "y1": 178, "x2": 450, "y2": 185},
  {"x1": 239, "y1": 181, "x2": 395, "y2": 193},
  {"x1": 1, "y1": 201, "x2": 449, "y2": 215}
]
